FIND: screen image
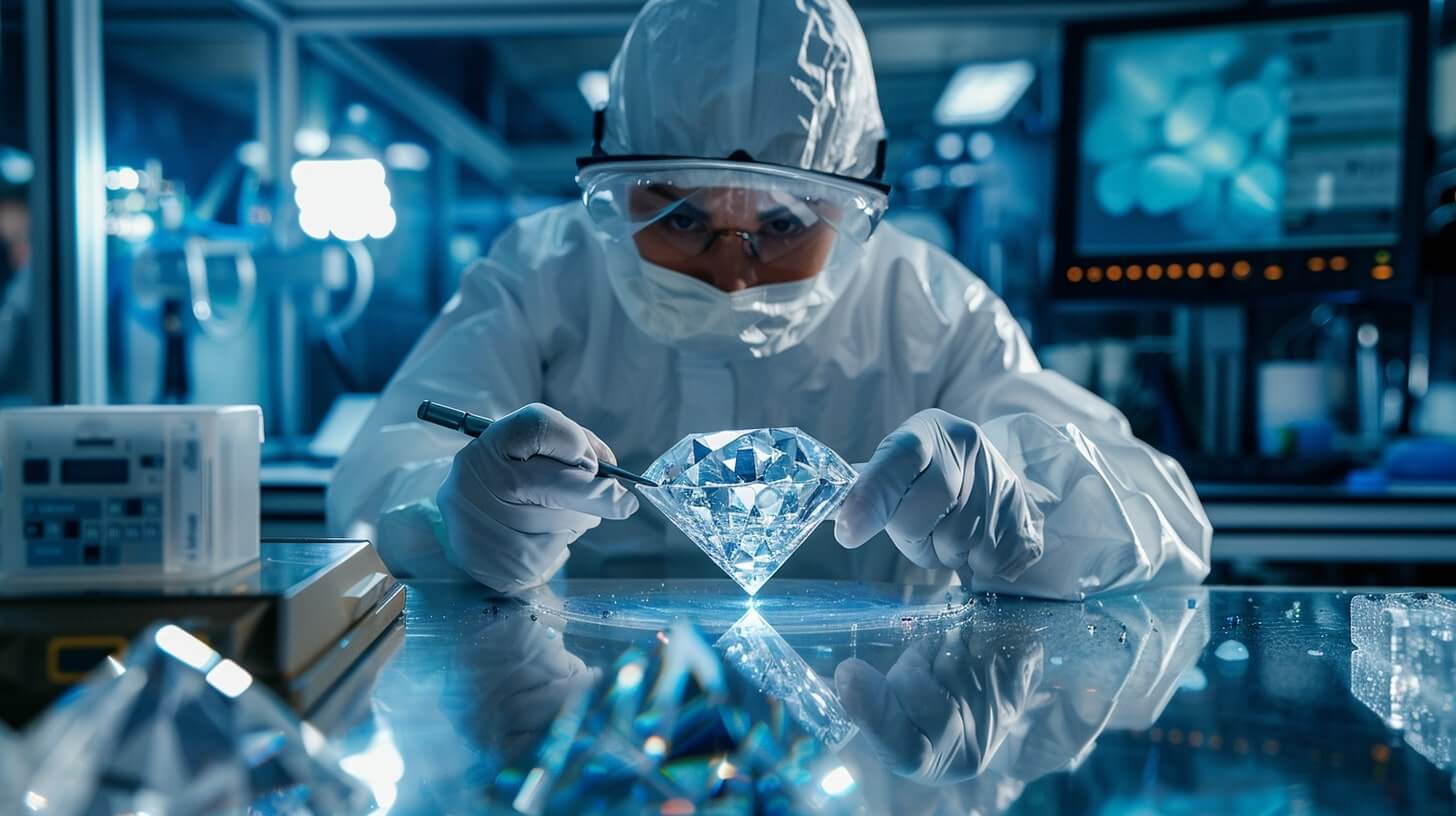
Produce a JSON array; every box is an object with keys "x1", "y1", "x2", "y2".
[{"x1": 1074, "y1": 14, "x2": 1409, "y2": 256}]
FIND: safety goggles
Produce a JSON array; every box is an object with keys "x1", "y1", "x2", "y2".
[
  {"x1": 578, "y1": 160, "x2": 890, "y2": 266},
  {"x1": 576, "y1": 111, "x2": 891, "y2": 266}
]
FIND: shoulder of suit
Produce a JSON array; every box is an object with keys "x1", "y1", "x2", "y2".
[
  {"x1": 461, "y1": 202, "x2": 606, "y2": 284},
  {"x1": 864, "y1": 221, "x2": 1002, "y2": 317}
]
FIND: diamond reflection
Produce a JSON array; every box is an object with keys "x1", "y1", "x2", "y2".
[
  {"x1": 498, "y1": 620, "x2": 864, "y2": 814},
  {"x1": 716, "y1": 609, "x2": 858, "y2": 749}
]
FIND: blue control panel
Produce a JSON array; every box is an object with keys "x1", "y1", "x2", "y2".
[{"x1": 22, "y1": 496, "x2": 163, "y2": 567}]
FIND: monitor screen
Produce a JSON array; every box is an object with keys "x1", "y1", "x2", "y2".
[{"x1": 1073, "y1": 13, "x2": 1409, "y2": 257}]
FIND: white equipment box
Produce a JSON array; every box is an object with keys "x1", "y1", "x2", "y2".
[{"x1": 1, "y1": 405, "x2": 262, "y2": 583}]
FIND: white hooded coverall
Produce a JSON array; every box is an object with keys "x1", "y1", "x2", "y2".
[{"x1": 327, "y1": 0, "x2": 1212, "y2": 601}]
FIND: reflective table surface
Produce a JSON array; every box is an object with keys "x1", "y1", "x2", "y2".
[{"x1": 326, "y1": 580, "x2": 1456, "y2": 814}]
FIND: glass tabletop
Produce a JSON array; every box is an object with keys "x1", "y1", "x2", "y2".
[{"x1": 326, "y1": 580, "x2": 1456, "y2": 814}]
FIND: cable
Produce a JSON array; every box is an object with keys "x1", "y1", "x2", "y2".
[{"x1": 183, "y1": 237, "x2": 259, "y2": 340}]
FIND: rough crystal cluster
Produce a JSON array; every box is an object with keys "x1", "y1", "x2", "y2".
[
  {"x1": 638, "y1": 428, "x2": 856, "y2": 594},
  {"x1": 1350, "y1": 593, "x2": 1456, "y2": 773},
  {"x1": 492, "y1": 621, "x2": 864, "y2": 814},
  {"x1": 16, "y1": 623, "x2": 370, "y2": 815}
]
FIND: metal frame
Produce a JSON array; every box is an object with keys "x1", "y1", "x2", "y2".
[
  {"x1": 302, "y1": 36, "x2": 515, "y2": 186},
  {"x1": 244, "y1": 1, "x2": 1244, "y2": 36},
  {"x1": 27, "y1": 0, "x2": 108, "y2": 404},
  {"x1": 234, "y1": 0, "x2": 516, "y2": 190}
]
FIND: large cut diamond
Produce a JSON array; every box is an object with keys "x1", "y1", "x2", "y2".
[{"x1": 638, "y1": 428, "x2": 856, "y2": 595}]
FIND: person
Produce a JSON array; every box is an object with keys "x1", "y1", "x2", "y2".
[{"x1": 328, "y1": 0, "x2": 1211, "y2": 601}]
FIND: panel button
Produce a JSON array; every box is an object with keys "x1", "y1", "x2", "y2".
[
  {"x1": 141, "y1": 524, "x2": 161, "y2": 541},
  {"x1": 27, "y1": 542, "x2": 72, "y2": 567},
  {"x1": 82, "y1": 545, "x2": 101, "y2": 565},
  {"x1": 83, "y1": 524, "x2": 102, "y2": 541},
  {"x1": 23, "y1": 459, "x2": 50, "y2": 485},
  {"x1": 106, "y1": 500, "x2": 126, "y2": 518},
  {"x1": 142, "y1": 498, "x2": 162, "y2": 518},
  {"x1": 43, "y1": 521, "x2": 62, "y2": 539},
  {"x1": 123, "y1": 526, "x2": 142, "y2": 541},
  {"x1": 63, "y1": 520, "x2": 81, "y2": 540},
  {"x1": 125, "y1": 499, "x2": 144, "y2": 518},
  {"x1": 24, "y1": 522, "x2": 44, "y2": 540}
]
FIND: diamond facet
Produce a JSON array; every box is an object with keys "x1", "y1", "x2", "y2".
[{"x1": 638, "y1": 428, "x2": 856, "y2": 595}]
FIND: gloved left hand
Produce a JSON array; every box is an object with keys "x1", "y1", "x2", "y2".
[{"x1": 834, "y1": 409, "x2": 1043, "y2": 581}]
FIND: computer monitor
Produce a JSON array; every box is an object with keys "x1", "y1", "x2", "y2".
[{"x1": 1053, "y1": 2, "x2": 1428, "y2": 299}]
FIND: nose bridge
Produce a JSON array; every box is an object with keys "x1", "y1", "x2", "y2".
[{"x1": 704, "y1": 233, "x2": 759, "y2": 291}]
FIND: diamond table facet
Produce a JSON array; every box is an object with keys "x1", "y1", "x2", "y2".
[{"x1": 637, "y1": 428, "x2": 856, "y2": 595}]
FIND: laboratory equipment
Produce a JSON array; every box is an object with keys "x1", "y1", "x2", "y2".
[
  {"x1": 118, "y1": 157, "x2": 379, "y2": 450},
  {"x1": 636, "y1": 428, "x2": 857, "y2": 595},
  {"x1": 0, "y1": 539, "x2": 403, "y2": 725},
  {"x1": 416, "y1": 399, "x2": 658, "y2": 487},
  {"x1": 0, "y1": 405, "x2": 261, "y2": 583},
  {"x1": 1054, "y1": 1, "x2": 1429, "y2": 299},
  {"x1": 1257, "y1": 362, "x2": 1333, "y2": 456}
]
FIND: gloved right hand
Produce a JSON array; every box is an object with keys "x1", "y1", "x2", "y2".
[
  {"x1": 436, "y1": 403, "x2": 639, "y2": 594},
  {"x1": 835, "y1": 625, "x2": 1043, "y2": 784}
]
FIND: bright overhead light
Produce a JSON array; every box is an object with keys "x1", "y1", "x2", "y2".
[
  {"x1": 0, "y1": 147, "x2": 34, "y2": 185},
  {"x1": 294, "y1": 127, "x2": 331, "y2": 158},
  {"x1": 933, "y1": 59, "x2": 1036, "y2": 127},
  {"x1": 385, "y1": 142, "x2": 431, "y2": 172},
  {"x1": 935, "y1": 132, "x2": 964, "y2": 161},
  {"x1": 236, "y1": 141, "x2": 267, "y2": 169},
  {"x1": 292, "y1": 158, "x2": 397, "y2": 241},
  {"x1": 968, "y1": 131, "x2": 996, "y2": 161},
  {"x1": 578, "y1": 69, "x2": 610, "y2": 110}
]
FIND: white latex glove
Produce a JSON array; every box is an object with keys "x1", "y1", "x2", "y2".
[
  {"x1": 835, "y1": 627, "x2": 1044, "y2": 784},
  {"x1": 437, "y1": 403, "x2": 639, "y2": 594},
  {"x1": 834, "y1": 409, "x2": 1044, "y2": 581},
  {"x1": 451, "y1": 604, "x2": 600, "y2": 763}
]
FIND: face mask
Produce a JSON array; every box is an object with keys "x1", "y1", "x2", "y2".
[{"x1": 605, "y1": 252, "x2": 850, "y2": 358}]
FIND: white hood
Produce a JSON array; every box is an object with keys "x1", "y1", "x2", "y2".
[{"x1": 602, "y1": 0, "x2": 886, "y2": 177}]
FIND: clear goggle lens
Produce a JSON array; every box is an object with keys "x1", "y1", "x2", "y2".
[{"x1": 579, "y1": 163, "x2": 887, "y2": 265}]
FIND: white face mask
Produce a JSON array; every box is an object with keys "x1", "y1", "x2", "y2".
[{"x1": 605, "y1": 252, "x2": 851, "y2": 358}]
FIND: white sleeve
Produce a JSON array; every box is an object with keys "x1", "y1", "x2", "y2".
[
  {"x1": 936, "y1": 288, "x2": 1211, "y2": 600},
  {"x1": 326, "y1": 247, "x2": 544, "y2": 578}
]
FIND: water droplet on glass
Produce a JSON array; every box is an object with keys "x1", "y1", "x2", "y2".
[{"x1": 1214, "y1": 639, "x2": 1250, "y2": 661}]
